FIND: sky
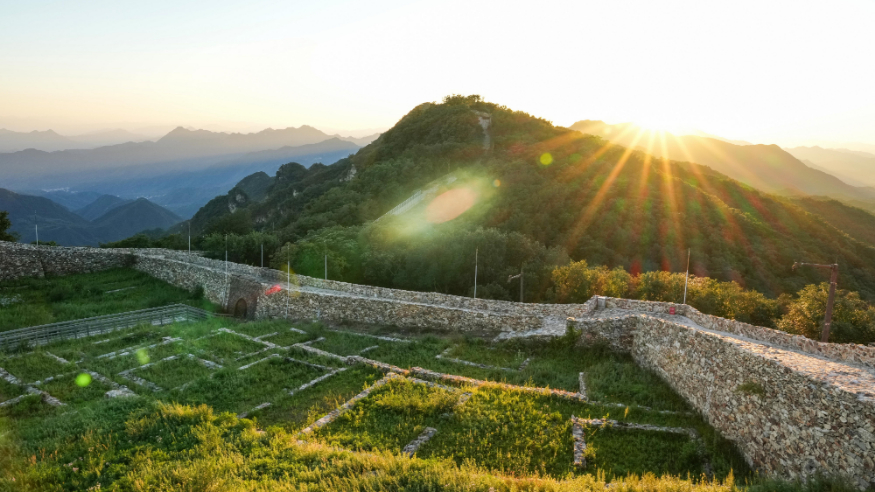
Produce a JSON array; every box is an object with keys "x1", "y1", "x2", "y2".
[{"x1": 1, "y1": 0, "x2": 874, "y2": 147}]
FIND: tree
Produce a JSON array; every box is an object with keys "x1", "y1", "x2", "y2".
[
  {"x1": 777, "y1": 283, "x2": 875, "y2": 345},
  {"x1": 0, "y1": 211, "x2": 19, "y2": 242}
]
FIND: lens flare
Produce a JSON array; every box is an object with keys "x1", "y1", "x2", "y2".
[
  {"x1": 264, "y1": 284, "x2": 282, "y2": 295},
  {"x1": 425, "y1": 188, "x2": 477, "y2": 223},
  {"x1": 492, "y1": 179, "x2": 500, "y2": 187},
  {"x1": 75, "y1": 373, "x2": 92, "y2": 387},
  {"x1": 539, "y1": 153, "x2": 553, "y2": 165},
  {"x1": 136, "y1": 348, "x2": 150, "y2": 365}
]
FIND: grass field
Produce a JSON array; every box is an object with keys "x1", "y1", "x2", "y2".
[
  {"x1": 0, "y1": 268, "x2": 212, "y2": 331},
  {"x1": 0, "y1": 278, "x2": 855, "y2": 491}
]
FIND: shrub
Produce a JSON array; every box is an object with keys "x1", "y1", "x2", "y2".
[{"x1": 777, "y1": 283, "x2": 875, "y2": 344}]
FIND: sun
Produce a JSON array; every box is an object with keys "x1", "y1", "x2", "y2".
[{"x1": 634, "y1": 115, "x2": 685, "y2": 134}]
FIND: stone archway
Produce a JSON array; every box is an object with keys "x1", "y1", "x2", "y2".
[{"x1": 233, "y1": 298, "x2": 248, "y2": 319}]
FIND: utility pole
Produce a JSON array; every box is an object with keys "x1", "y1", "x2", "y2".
[
  {"x1": 34, "y1": 211, "x2": 38, "y2": 246},
  {"x1": 473, "y1": 248, "x2": 478, "y2": 299},
  {"x1": 508, "y1": 267, "x2": 524, "y2": 303},
  {"x1": 793, "y1": 261, "x2": 839, "y2": 343},
  {"x1": 188, "y1": 222, "x2": 191, "y2": 257},
  {"x1": 224, "y1": 234, "x2": 229, "y2": 309},
  {"x1": 261, "y1": 243, "x2": 264, "y2": 268},
  {"x1": 324, "y1": 254, "x2": 327, "y2": 280},
  {"x1": 683, "y1": 248, "x2": 690, "y2": 304}
]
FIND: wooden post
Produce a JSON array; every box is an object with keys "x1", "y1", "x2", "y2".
[{"x1": 823, "y1": 264, "x2": 839, "y2": 342}]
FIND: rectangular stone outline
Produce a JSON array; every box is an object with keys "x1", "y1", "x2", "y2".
[
  {"x1": 0, "y1": 366, "x2": 65, "y2": 407},
  {"x1": 236, "y1": 360, "x2": 346, "y2": 418},
  {"x1": 435, "y1": 346, "x2": 522, "y2": 372},
  {"x1": 401, "y1": 427, "x2": 438, "y2": 457},
  {"x1": 406, "y1": 366, "x2": 692, "y2": 415},
  {"x1": 119, "y1": 353, "x2": 224, "y2": 392},
  {"x1": 297, "y1": 373, "x2": 400, "y2": 436},
  {"x1": 572, "y1": 416, "x2": 711, "y2": 475}
]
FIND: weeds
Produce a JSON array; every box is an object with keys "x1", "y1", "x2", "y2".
[
  {"x1": 312, "y1": 377, "x2": 458, "y2": 451},
  {"x1": 0, "y1": 268, "x2": 214, "y2": 331}
]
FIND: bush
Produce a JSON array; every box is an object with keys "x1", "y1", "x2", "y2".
[
  {"x1": 777, "y1": 283, "x2": 875, "y2": 344},
  {"x1": 47, "y1": 283, "x2": 74, "y2": 302}
]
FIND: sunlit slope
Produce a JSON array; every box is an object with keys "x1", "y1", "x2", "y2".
[
  {"x1": 570, "y1": 120, "x2": 875, "y2": 206},
  {"x1": 195, "y1": 96, "x2": 875, "y2": 298},
  {"x1": 789, "y1": 196, "x2": 875, "y2": 246}
]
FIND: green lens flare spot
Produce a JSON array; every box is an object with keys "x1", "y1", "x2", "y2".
[
  {"x1": 136, "y1": 348, "x2": 150, "y2": 365},
  {"x1": 539, "y1": 152, "x2": 553, "y2": 166},
  {"x1": 75, "y1": 373, "x2": 92, "y2": 387}
]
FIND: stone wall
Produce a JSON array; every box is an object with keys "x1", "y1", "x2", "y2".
[
  {"x1": 0, "y1": 242, "x2": 132, "y2": 281},
  {"x1": 3, "y1": 241, "x2": 874, "y2": 487},
  {"x1": 570, "y1": 314, "x2": 875, "y2": 489},
  {"x1": 599, "y1": 295, "x2": 875, "y2": 372},
  {"x1": 253, "y1": 286, "x2": 545, "y2": 333}
]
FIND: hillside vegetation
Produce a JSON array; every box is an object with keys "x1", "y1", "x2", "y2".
[
  {"x1": 0, "y1": 189, "x2": 182, "y2": 246},
  {"x1": 128, "y1": 96, "x2": 875, "y2": 342}
]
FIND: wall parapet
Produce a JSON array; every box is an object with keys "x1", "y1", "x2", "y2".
[
  {"x1": 597, "y1": 296, "x2": 875, "y2": 372},
  {"x1": 568, "y1": 314, "x2": 875, "y2": 489}
]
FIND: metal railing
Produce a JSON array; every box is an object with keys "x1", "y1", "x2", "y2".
[{"x1": 0, "y1": 304, "x2": 216, "y2": 350}]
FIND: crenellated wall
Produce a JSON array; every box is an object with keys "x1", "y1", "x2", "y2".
[{"x1": 1, "y1": 241, "x2": 873, "y2": 488}]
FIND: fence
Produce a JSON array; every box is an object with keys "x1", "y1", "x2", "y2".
[{"x1": 0, "y1": 304, "x2": 216, "y2": 350}]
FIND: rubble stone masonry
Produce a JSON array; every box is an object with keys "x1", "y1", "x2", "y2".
[{"x1": 1, "y1": 241, "x2": 873, "y2": 487}]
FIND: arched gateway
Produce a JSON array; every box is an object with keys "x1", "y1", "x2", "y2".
[{"x1": 233, "y1": 298, "x2": 248, "y2": 318}]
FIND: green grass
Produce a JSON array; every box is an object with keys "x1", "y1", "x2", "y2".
[
  {"x1": 232, "y1": 319, "x2": 308, "y2": 337},
  {"x1": 45, "y1": 326, "x2": 167, "y2": 362},
  {"x1": 257, "y1": 365, "x2": 382, "y2": 430},
  {"x1": 311, "y1": 330, "x2": 392, "y2": 356},
  {"x1": 0, "y1": 377, "x2": 24, "y2": 402},
  {"x1": 311, "y1": 377, "x2": 458, "y2": 452},
  {"x1": 188, "y1": 332, "x2": 265, "y2": 365},
  {"x1": 583, "y1": 424, "x2": 702, "y2": 480},
  {"x1": 445, "y1": 339, "x2": 530, "y2": 368},
  {"x1": 87, "y1": 340, "x2": 190, "y2": 378},
  {"x1": 37, "y1": 373, "x2": 113, "y2": 405},
  {"x1": 4, "y1": 400, "x2": 813, "y2": 492},
  {"x1": 261, "y1": 328, "x2": 314, "y2": 347},
  {"x1": 171, "y1": 357, "x2": 327, "y2": 415},
  {"x1": 0, "y1": 300, "x2": 762, "y2": 489},
  {"x1": 0, "y1": 351, "x2": 74, "y2": 382},
  {"x1": 136, "y1": 356, "x2": 216, "y2": 389},
  {"x1": 0, "y1": 268, "x2": 213, "y2": 331},
  {"x1": 419, "y1": 385, "x2": 573, "y2": 477},
  {"x1": 366, "y1": 335, "x2": 690, "y2": 412}
]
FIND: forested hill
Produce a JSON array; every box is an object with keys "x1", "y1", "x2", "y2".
[{"x1": 189, "y1": 95, "x2": 875, "y2": 300}]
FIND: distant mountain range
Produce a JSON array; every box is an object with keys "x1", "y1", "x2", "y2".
[
  {"x1": 177, "y1": 96, "x2": 875, "y2": 301},
  {"x1": 0, "y1": 189, "x2": 181, "y2": 246},
  {"x1": 0, "y1": 128, "x2": 152, "y2": 153},
  {"x1": 0, "y1": 126, "x2": 377, "y2": 218},
  {"x1": 75, "y1": 195, "x2": 132, "y2": 221},
  {"x1": 569, "y1": 121, "x2": 875, "y2": 210},
  {"x1": 784, "y1": 146, "x2": 875, "y2": 188}
]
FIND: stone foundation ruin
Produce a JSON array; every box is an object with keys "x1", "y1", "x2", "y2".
[{"x1": 1, "y1": 241, "x2": 873, "y2": 488}]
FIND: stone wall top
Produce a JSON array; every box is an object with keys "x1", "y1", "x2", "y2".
[
  {"x1": 598, "y1": 296, "x2": 875, "y2": 372},
  {"x1": 3, "y1": 241, "x2": 872, "y2": 371}
]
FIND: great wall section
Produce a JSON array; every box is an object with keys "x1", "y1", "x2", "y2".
[{"x1": 1, "y1": 241, "x2": 874, "y2": 489}]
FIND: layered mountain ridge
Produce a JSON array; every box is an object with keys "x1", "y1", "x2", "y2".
[
  {"x1": 185, "y1": 96, "x2": 875, "y2": 300},
  {"x1": 0, "y1": 189, "x2": 181, "y2": 246},
  {"x1": 569, "y1": 120, "x2": 875, "y2": 209}
]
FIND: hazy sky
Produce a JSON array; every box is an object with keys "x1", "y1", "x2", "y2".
[{"x1": 2, "y1": 0, "x2": 874, "y2": 146}]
